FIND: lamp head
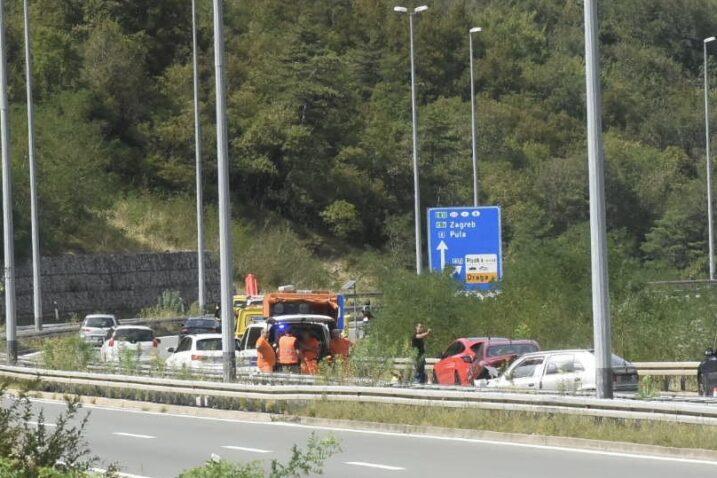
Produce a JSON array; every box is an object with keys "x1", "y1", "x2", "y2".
[
  {"x1": 414, "y1": 5, "x2": 429, "y2": 13},
  {"x1": 705, "y1": 36, "x2": 716, "y2": 43},
  {"x1": 470, "y1": 27, "x2": 482, "y2": 33},
  {"x1": 394, "y1": 6, "x2": 408, "y2": 13}
]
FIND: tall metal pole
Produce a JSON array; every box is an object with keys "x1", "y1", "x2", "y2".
[
  {"x1": 469, "y1": 27, "x2": 481, "y2": 207},
  {"x1": 584, "y1": 0, "x2": 612, "y2": 399},
  {"x1": 0, "y1": 0, "x2": 17, "y2": 364},
  {"x1": 24, "y1": 0, "x2": 42, "y2": 331},
  {"x1": 212, "y1": 0, "x2": 236, "y2": 381},
  {"x1": 408, "y1": 11, "x2": 423, "y2": 274},
  {"x1": 192, "y1": 0, "x2": 205, "y2": 312},
  {"x1": 705, "y1": 37, "x2": 716, "y2": 282}
]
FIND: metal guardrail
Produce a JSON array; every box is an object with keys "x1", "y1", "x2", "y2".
[
  {"x1": 633, "y1": 361, "x2": 700, "y2": 392},
  {"x1": 1, "y1": 364, "x2": 716, "y2": 426}
]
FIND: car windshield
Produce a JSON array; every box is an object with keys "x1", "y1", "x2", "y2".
[
  {"x1": 114, "y1": 329, "x2": 153, "y2": 342},
  {"x1": 186, "y1": 318, "x2": 218, "y2": 328},
  {"x1": 196, "y1": 338, "x2": 222, "y2": 351},
  {"x1": 85, "y1": 317, "x2": 114, "y2": 328},
  {"x1": 487, "y1": 343, "x2": 538, "y2": 357}
]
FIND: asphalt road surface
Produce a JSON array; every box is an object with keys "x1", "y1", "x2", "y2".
[{"x1": 14, "y1": 398, "x2": 717, "y2": 478}]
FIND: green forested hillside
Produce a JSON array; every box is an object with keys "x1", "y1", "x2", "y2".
[
  {"x1": 4, "y1": 0, "x2": 717, "y2": 358},
  {"x1": 4, "y1": 0, "x2": 717, "y2": 278}
]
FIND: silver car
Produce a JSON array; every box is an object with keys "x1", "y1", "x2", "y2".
[
  {"x1": 80, "y1": 314, "x2": 118, "y2": 346},
  {"x1": 478, "y1": 349, "x2": 639, "y2": 392}
]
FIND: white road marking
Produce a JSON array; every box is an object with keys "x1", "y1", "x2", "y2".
[
  {"x1": 112, "y1": 432, "x2": 156, "y2": 439},
  {"x1": 222, "y1": 445, "x2": 272, "y2": 453},
  {"x1": 27, "y1": 421, "x2": 56, "y2": 427},
  {"x1": 29, "y1": 398, "x2": 717, "y2": 467},
  {"x1": 345, "y1": 461, "x2": 405, "y2": 471},
  {"x1": 91, "y1": 468, "x2": 153, "y2": 478}
]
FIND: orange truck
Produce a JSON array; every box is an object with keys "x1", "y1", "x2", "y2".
[{"x1": 262, "y1": 288, "x2": 344, "y2": 328}]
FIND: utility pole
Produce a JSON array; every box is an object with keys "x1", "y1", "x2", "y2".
[
  {"x1": 0, "y1": 0, "x2": 17, "y2": 364},
  {"x1": 192, "y1": 0, "x2": 206, "y2": 312},
  {"x1": 583, "y1": 0, "x2": 613, "y2": 399},
  {"x1": 212, "y1": 0, "x2": 236, "y2": 381},
  {"x1": 24, "y1": 0, "x2": 42, "y2": 331},
  {"x1": 704, "y1": 36, "x2": 716, "y2": 281}
]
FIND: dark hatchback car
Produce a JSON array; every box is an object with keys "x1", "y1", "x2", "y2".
[{"x1": 178, "y1": 316, "x2": 221, "y2": 340}]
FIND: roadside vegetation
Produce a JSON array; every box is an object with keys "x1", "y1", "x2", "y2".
[
  {"x1": 298, "y1": 400, "x2": 717, "y2": 451},
  {"x1": 179, "y1": 434, "x2": 340, "y2": 478},
  {"x1": 41, "y1": 337, "x2": 96, "y2": 371},
  {"x1": 0, "y1": 385, "x2": 113, "y2": 477}
]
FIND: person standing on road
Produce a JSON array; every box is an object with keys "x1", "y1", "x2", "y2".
[
  {"x1": 277, "y1": 330, "x2": 301, "y2": 373},
  {"x1": 300, "y1": 332, "x2": 321, "y2": 375},
  {"x1": 412, "y1": 322, "x2": 432, "y2": 384},
  {"x1": 256, "y1": 328, "x2": 276, "y2": 373}
]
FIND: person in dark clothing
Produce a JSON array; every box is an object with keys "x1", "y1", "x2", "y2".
[
  {"x1": 698, "y1": 348, "x2": 717, "y2": 396},
  {"x1": 213, "y1": 303, "x2": 221, "y2": 319},
  {"x1": 412, "y1": 322, "x2": 432, "y2": 384}
]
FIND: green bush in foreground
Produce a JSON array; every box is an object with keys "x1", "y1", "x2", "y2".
[
  {"x1": 0, "y1": 384, "x2": 107, "y2": 478},
  {"x1": 178, "y1": 433, "x2": 340, "y2": 478}
]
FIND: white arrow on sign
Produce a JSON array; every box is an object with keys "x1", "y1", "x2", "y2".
[
  {"x1": 453, "y1": 265, "x2": 462, "y2": 276},
  {"x1": 437, "y1": 240, "x2": 448, "y2": 271}
]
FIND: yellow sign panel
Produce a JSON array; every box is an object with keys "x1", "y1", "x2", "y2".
[{"x1": 466, "y1": 272, "x2": 498, "y2": 284}]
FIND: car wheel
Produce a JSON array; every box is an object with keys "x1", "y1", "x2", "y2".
[{"x1": 454, "y1": 371, "x2": 461, "y2": 386}]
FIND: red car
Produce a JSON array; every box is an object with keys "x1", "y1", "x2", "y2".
[
  {"x1": 433, "y1": 337, "x2": 539, "y2": 385},
  {"x1": 433, "y1": 337, "x2": 504, "y2": 385},
  {"x1": 468, "y1": 339, "x2": 540, "y2": 382}
]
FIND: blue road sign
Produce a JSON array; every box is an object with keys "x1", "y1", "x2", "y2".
[{"x1": 427, "y1": 206, "x2": 502, "y2": 291}]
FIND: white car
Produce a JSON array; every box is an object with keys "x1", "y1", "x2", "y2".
[
  {"x1": 80, "y1": 314, "x2": 118, "y2": 346},
  {"x1": 166, "y1": 334, "x2": 240, "y2": 372},
  {"x1": 478, "y1": 349, "x2": 639, "y2": 392},
  {"x1": 236, "y1": 315, "x2": 333, "y2": 371},
  {"x1": 100, "y1": 325, "x2": 161, "y2": 363}
]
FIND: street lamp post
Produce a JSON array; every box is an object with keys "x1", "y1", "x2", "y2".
[
  {"x1": 583, "y1": 0, "x2": 612, "y2": 399},
  {"x1": 704, "y1": 36, "x2": 716, "y2": 282},
  {"x1": 394, "y1": 5, "x2": 428, "y2": 275},
  {"x1": 192, "y1": 0, "x2": 205, "y2": 312},
  {"x1": 0, "y1": 0, "x2": 17, "y2": 364},
  {"x1": 469, "y1": 26, "x2": 482, "y2": 207},
  {"x1": 212, "y1": 0, "x2": 236, "y2": 382},
  {"x1": 24, "y1": 0, "x2": 42, "y2": 332}
]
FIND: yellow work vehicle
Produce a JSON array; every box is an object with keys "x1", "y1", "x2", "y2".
[{"x1": 235, "y1": 305, "x2": 264, "y2": 339}]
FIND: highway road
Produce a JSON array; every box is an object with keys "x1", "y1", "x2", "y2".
[{"x1": 18, "y1": 397, "x2": 717, "y2": 478}]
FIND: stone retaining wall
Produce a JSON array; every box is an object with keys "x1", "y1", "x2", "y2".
[{"x1": 1, "y1": 252, "x2": 220, "y2": 324}]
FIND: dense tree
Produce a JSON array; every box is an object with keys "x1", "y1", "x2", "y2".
[{"x1": 1, "y1": 0, "x2": 717, "y2": 283}]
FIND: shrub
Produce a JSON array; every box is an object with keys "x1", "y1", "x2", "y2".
[
  {"x1": 0, "y1": 384, "x2": 106, "y2": 477},
  {"x1": 41, "y1": 337, "x2": 97, "y2": 371}
]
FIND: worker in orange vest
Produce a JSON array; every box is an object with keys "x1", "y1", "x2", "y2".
[
  {"x1": 300, "y1": 332, "x2": 321, "y2": 375},
  {"x1": 329, "y1": 329, "x2": 352, "y2": 361},
  {"x1": 277, "y1": 330, "x2": 301, "y2": 373},
  {"x1": 256, "y1": 328, "x2": 276, "y2": 373}
]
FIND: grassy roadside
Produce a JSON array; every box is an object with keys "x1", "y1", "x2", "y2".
[{"x1": 295, "y1": 400, "x2": 717, "y2": 451}]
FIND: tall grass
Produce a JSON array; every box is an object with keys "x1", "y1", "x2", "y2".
[
  {"x1": 41, "y1": 337, "x2": 97, "y2": 371},
  {"x1": 300, "y1": 400, "x2": 717, "y2": 450}
]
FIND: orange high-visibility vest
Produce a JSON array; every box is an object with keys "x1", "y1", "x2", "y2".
[
  {"x1": 278, "y1": 335, "x2": 299, "y2": 364},
  {"x1": 256, "y1": 336, "x2": 276, "y2": 372}
]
